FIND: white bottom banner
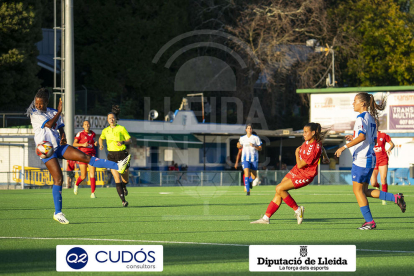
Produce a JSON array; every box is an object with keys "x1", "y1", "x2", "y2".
[
  {"x1": 56, "y1": 245, "x2": 163, "y2": 272},
  {"x1": 249, "y1": 245, "x2": 356, "y2": 272}
]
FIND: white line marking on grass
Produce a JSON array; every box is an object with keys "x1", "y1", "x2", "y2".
[
  {"x1": 356, "y1": 249, "x2": 414, "y2": 253},
  {"x1": 1, "y1": 237, "x2": 414, "y2": 253},
  {"x1": 0, "y1": 236, "x2": 247, "y2": 247},
  {"x1": 159, "y1": 192, "x2": 172, "y2": 194}
]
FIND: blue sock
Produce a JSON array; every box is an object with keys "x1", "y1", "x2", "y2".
[
  {"x1": 249, "y1": 176, "x2": 253, "y2": 183},
  {"x1": 379, "y1": 191, "x2": 395, "y2": 202},
  {"x1": 245, "y1": 177, "x2": 250, "y2": 192},
  {"x1": 52, "y1": 185, "x2": 62, "y2": 214},
  {"x1": 360, "y1": 205, "x2": 374, "y2": 222},
  {"x1": 89, "y1": 156, "x2": 118, "y2": 170}
]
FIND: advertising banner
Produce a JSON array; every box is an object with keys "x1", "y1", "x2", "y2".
[
  {"x1": 388, "y1": 93, "x2": 414, "y2": 130},
  {"x1": 249, "y1": 245, "x2": 356, "y2": 272},
  {"x1": 311, "y1": 92, "x2": 414, "y2": 131},
  {"x1": 56, "y1": 245, "x2": 163, "y2": 272}
]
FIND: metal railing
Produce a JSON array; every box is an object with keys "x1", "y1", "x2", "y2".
[
  {"x1": 1, "y1": 168, "x2": 407, "y2": 189},
  {"x1": 0, "y1": 113, "x2": 29, "y2": 128},
  {"x1": 130, "y1": 170, "x2": 241, "y2": 187}
]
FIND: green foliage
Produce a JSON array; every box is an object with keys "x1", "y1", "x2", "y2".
[
  {"x1": 0, "y1": 0, "x2": 42, "y2": 111},
  {"x1": 335, "y1": 0, "x2": 414, "y2": 86},
  {"x1": 74, "y1": 0, "x2": 189, "y2": 119}
]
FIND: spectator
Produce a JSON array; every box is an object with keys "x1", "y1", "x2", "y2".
[{"x1": 168, "y1": 161, "x2": 175, "y2": 171}]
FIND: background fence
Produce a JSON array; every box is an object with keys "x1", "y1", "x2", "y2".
[{"x1": 1, "y1": 168, "x2": 408, "y2": 189}]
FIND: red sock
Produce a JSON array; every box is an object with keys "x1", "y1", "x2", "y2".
[
  {"x1": 265, "y1": 201, "x2": 280, "y2": 218},
  {"x1": 283, "y1": 195, "x2": 298, "y2": 211},
  {"x1": 75, "y1": 177, "x2": 83, "y2": 186},
  {"x1": 382, "y1": 183, "x2": 388, "y2": 193},
  {"x1": 90, "y1": 178, "x2": 96, "y2": 193}
]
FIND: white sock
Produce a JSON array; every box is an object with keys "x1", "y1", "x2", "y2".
[{"x1": 263, "y1": 215, "x2": 269, "y2": 220}]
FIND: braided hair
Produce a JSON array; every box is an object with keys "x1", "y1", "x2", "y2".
[{"x1": 25, "y1": 88, "x2": 50, "y2": 117}]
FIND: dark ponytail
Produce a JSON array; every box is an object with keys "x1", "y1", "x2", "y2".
[
  {"x1": 356, "y1": 92, "x2": 387, "y2": 127},
  {"x1": 108, "y1": 105, "x2": 120, "y2": 120},
  {"x1": 305, "y1": 122, "x2": 326, "y2": 143}
]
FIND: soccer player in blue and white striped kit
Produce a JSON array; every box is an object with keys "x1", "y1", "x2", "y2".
[
  {"x1": 238, "y1": 124, "x2": 262, "y2": 196},
  {"x1": 335, "y1": 93, "x2": 406, "y2": 230},
  {"x1": 27, "y1": 88, "x2": 131, "y2": 224}
]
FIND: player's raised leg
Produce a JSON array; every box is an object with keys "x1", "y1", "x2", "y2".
[
  {"x1": 62, "y1": 145, "x2": 130, "y2": 173},
  {"x1": 363, "y1": 181, "x2": 406, "y2": 212}
]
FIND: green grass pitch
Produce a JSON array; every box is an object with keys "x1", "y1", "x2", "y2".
[{"x1": 0, "y1": 185, "x2": 413, "y2": 275}]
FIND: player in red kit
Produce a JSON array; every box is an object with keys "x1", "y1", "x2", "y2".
[
  {"x1": 251, "y1": 123, "x2": 326, "y2": 225},
  {"x1": 371, "y1": 129, "x2": 394, "y2": 205},
  {"x1": 66, "y1": 160, "x2": 76, "y2": 189},
  {"x1": 72, "y1": 120, "x2": 98, "y2": 198}
]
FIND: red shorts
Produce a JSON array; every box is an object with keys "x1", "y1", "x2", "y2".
[
  {"x1": 375, "y1": 156, "x2": 389, "y2": 170},
  {"x1": 77, "y1": 150, "x2": 96, "y2": 165},
  {"x1": 286, "y1": 170, "x2": 314, "y2": 189}
]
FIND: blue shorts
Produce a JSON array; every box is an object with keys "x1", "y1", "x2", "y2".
[
  {"x1": 242, "y1": 161, "x2": 258, "y2": 171},
  {"x1": 41, "y1": 144, "x2": 69, "y2": 164},
  {"x1": 351, "y1": 164, "x2": 374, "y2": 184}
]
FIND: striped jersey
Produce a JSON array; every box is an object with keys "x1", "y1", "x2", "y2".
[
  {"x1": 350, "y1": 111, "x2": 377, "y2": 168},
  {"x1": 239, "y1": 134, "x2": 262, "y2": 162},
  {"x1": 30, "y1": 108, "x2": 65, "y2": 150}
]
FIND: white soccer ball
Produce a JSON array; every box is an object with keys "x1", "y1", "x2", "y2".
[{"x1": 36, "y1": 141, "x2": 54, "y2": 159}]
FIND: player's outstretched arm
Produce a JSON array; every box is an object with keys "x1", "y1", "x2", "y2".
[
  {"x1": 335, "y1": 133, "x2": 366, "y2": 157},
  {"x1": 44, "y1": 98, "x2": 63, "y2": 129}
]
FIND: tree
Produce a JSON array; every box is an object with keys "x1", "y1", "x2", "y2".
[
  {"x1": 0, "y1": 0, "x2": 42, "y2": 112},
  {"x1": 226, "y1": 0, "x2": 331, "y2": 129},
  {"x1": 73, "y1": 0, "x2": 190, "y2": 119},
  {"x1": 332, "y1": 0, "x2": 414, "y2": 86}
]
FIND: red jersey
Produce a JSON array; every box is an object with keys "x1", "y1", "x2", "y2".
[
  {"x1": 373, "y1": 131, "x2": 391, "y2": 158},
  {"x1": 67, "y1": 160, "x2": 76, "y2": 171},
  {"x1": 290, "y1": 140, "x2": 322, "y2": 179},
  {"x1": 75, "y1": 130, "x2": 96, "y2": 154}
]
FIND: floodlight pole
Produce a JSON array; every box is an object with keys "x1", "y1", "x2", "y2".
[
  {"x1": 313, "y1": 44, "x2": 335, "y2": 87},
  {"x1": 331, "y1": 49, "x2": 335, "y2": 87},
  {"x1": 82, "y1": 85, "x2": 87, "y2": 115},
  {"x1": 64, "y1": 0, "x2": 75, "y2": 145}
]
